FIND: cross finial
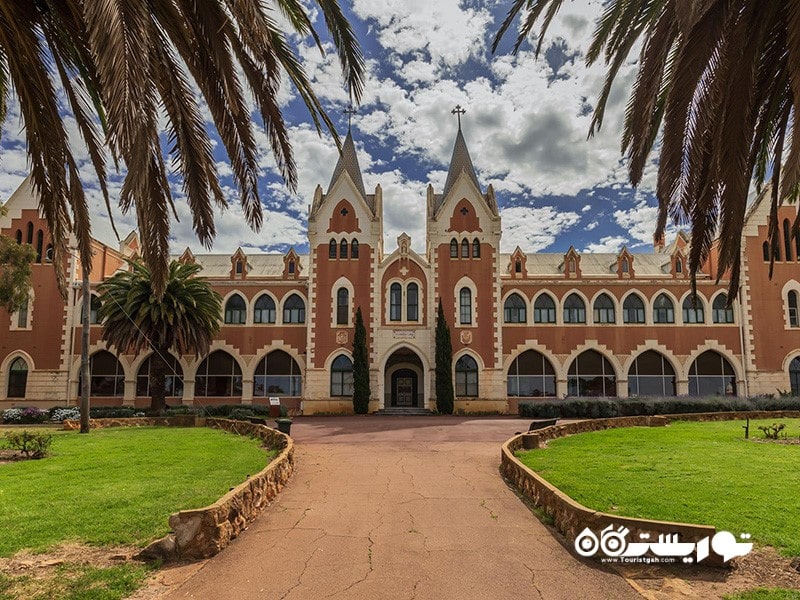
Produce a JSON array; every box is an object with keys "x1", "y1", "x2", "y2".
[
  {"x1": 451, "y1": 104, "x2": 466, "y2": 130},
  {"x1": 344, "y1": 104, "x2": 357, "y2": 131}
]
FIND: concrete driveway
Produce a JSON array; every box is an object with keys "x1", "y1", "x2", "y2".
[{"x1": 161, "y1": 416, "x2": 639, "y2": 599}]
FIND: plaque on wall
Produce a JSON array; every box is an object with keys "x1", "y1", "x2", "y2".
[
  {"x1": 336, "y1": 330, "x2": 349, "y2": 345},
  {"x1": 460, "y1": 330, "x2": 473, "y2": 344},
  {"x1": 393, "y1": 330, "x2": 416, "y2": 339}
]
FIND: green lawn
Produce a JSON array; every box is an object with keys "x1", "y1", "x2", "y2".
[
  {"x1": 0, "y1": 427, "x2": 273, "y2": 556},
  {"x1": 517, "y1": 419, "x2": 800, "y2": 555},
  {"x1": 725, "y1": 590, "x2": 800, "y2": 600}
]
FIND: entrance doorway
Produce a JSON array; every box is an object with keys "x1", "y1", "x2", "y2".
[
  {"x1": 391, "y1": 369, "x2": 418, "y2": 407},
  {"x1": 384, "y1": 347, "x2": 425, "y2": 410}
]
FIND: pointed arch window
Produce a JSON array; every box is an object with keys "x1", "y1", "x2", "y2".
[
  {"x1": 503, "y1": 293, "x2": 526, "y2": 323},
  {"x1": 26, "y1": 222, "x2": 33, "y2": 244},
  {"x1": 15, "y1": 230, "x2": 22, "y2": 244},
  {"x1": 330, "y1": 355, "x2": 354, "y2": 396},
  {"x1": 472, "y1": 238, "x2": 480, "y2": 258},
  {"x1": 568, "y1": 350, "x2": 616, "y2": 397},
  {"x1": 789, "y1": 291, "x2": 800, "y2": 328},
  {"x1": 533, "y1": 294, "x2": 556, "y2": 323},
  {"x1": 235, "y1": 260, "x2": 243, "y2": 275},
  {"x1": 763, "y1": 241, "x2": 770, "y2": 262},
  {"x1": 712, "y1": 294, "x2": 734, "y2": 323},
  {"x1": 459, "y1": 287, "x2": 472, "y2": 324},
  {"x1": 288, "y1": 260, "x2": 295, "y2": 274},
  {"x1": 340, "y1": 239, "x2": 348, "y2": 259},
  {"x1": 35, "y1": 230, "x2": 43, "y2": 262},
  {"x1": 254, "y1": 294, "x2": 276, "y2": 324},
  {"x1": 784, "y1": 219, "x2": 793, "y2": 261},
  {"x1": 622, "y1": 294, "x2": 645, "y2": 324},
  {"x1": 461, "y1": 239, "x2": 469, "y2": 258},
  {"x1": 455, "y1": 355, "x2": 478, "y2": 397},
  {"x1": 7, "y1": 357, "x2": 28, "y2": 398},
  {"x1": 592, "y1": 293, "x2": 615, "y2": 324},
  {"x1": 515, "y1": 259, "x2": 522, "y2": 273},
  {"x1": 688, "y1": 351, "x2": 736, "y2": 396},
  {"x1": 89, "y1": 295, "x2": 102, "y2": 324},
  {"x1": 621, "y1": 258, "x2": 629, "y2": 273},
  {"x1": 283, "y1": 294, "x2": 306, "y2": 324},
  {"x1": 628, "y1": 351, "x2": 676, "y2": 396},
  {"x1": 351, "y1": 239, "x2": 359, "y2": 258},
  {"x1": 682, "y1": 295, "x2": 705, "y2": 324},
  {"x1": 336, "y1": 288, "x2": 349, "y2": 325},
  {"x1": 790, "y1": 357, "x2": 800, "y2": 396},
  {"x1": 79, "y1": 351, "x2": 124, "y2": 397},
  {"x1": 407, "y1": 283, "x2": 419, "y2": 321},
  {"x1": 136, "y1": 355, "x2": 184, "y2": 398},
  {"x1": 563, "y1": 293, "x2": 586, "y2": 324},
  {"x1": 507, "y1": 350, "x2": 555, "y2": 397},
  {"x1": 224, "y1": 294, "x2": 247, "y2": 324},
  {"x1": 329, "y1": 239, "x2": 337, "y2": 259},
  {"x1": 675, "y1": 258, "x2": 682, "y2": 273},
  {"x1": 16, "y1": 297, "x2": 29, "y2": 329},
  {"x1": 653, "y1": 293, "x2": 675, "y2": 323},
  {"x1": 390, "y1": 283, "x2": 402, "y2": 321},
  {"x1": 450, "y1": 239, "x2": 458, "y2": 258},
  {"x1": 195, "y1": 351, "x2": 242, "y2": 397},
  {"x1": 254, "y1": 350, "x2": 302, "y2": 397}
]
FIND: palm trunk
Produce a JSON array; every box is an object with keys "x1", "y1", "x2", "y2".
[
  {"x1": 149, "y1": 347, "x2": 168, "y2": 416},
  {"x1": 79, "y1": 264, "x2": 91, "y2": 434}
]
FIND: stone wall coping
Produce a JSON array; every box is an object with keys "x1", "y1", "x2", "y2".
[{"x1": 499, "y1": 411, "x2": 799, "y2": 568}]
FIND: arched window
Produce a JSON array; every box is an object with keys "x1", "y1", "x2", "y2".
[
  {"x1": 515, "y1": 259, "x2": 522, "y2": 273},
  {"x1": 472, "y1": 238, "x2": 480, "y2": 258},
  {"x1": 235, "y1": 259, "x2": 243, "y2": 275},
  {"x1": 450, "y1": 239, "x2": 458, "y2": 258},
  {"x1": 621, "y1": 258, "x2": 629, "y2": 273},
  {"x1": 283, "y1": 294, "x2": 305, "y2": 324},
  {"x1": 44, "y1": 244, "x2": 53, "y2": 262},
  {"x1": 563, "y1": 293, "x2": 586, "y2": 324},
  {"x1": 712, "y1": 294, "x2": 734, "y2": 323},
  {"x1": 16, "y1": 297, "x2": 29, "y2": 329},
  {"x1": 329, "y1": 239, "x2": 337, "y2": 259},
  {"x1": 336, "y1": 287, "x2": 349, "y2": 325},
  {"x1": 628, "y1": 351, "x2": 676, "y2": 396},
  {"x1": 790, "y1": 357, "x2": 800, "y2": 396},
  {"x1": 784, "y1": 219, "x2": 793, "y2": 262},
  {"x1": 15, "y1": 229, "x2": 22, "y2": 244},
  {"x1": 254, "y1": 350, "x2": 302, "y2": 397},
  {"x1": 763, "y1": 241, "x2": 770, "y2": 262},
  {"x1": 461, "y1": 239, "x2": 469, "y2": 258},
  {"x1": 688, "y1": 350, "x2": 736, "y2": 396},
  {"x1": 789, "y1": 291, "x2": 800, "y2": 328},
  {"x1": 796, "y1": 229, "x2": 800, "y2": 262},
  {"x1": 330, "y1": 355, "x2": 353, "y2": 396},
  {"x1": 653, "y1": 293, "x2": 675, "y2": 323},
  {"x1": 35, "y1": 230, "x2": 43, "y2": 262},
  {"x1": 136, "y1": 355, "x2": 184, "y2": 398},
  {"x1": 675, "y1": 258, "x2": 682, "y2": 273},
  {"x1": 407, "y1": 283, "x2": 419, "y2": 322},
  {"x1": 775, "y1": 240, "x2": 782, "y2": 261},
  {"x1": 254, "y1": 294, "x2": 276, "y2": 324},
  {"x1": 568, "y1": 350, "x2": 616, "y2": 397},
  {"x1": 455, "y1": 355, "x2": 478, "y2": 397},
  {"x1": 504, "y1": 293, "x2": 526, "y2": 323},
  {"x1": 390, "y1": 283, "x2": 402, "y2": 321},
  {"x1": 682, "y1": 295, "x2": 705, "y2": 324},
  {"x1": 459, "y1": 287, "x2": 472, "y2": 324},
  {"x1": 288, "y1": 260, "x2": 295, "y2": 274},
  {"x1": 224, "y1": 294, "x2": 247, "y2": 324},
  {"x1": 592, "y1": 293, "x2": 615, "y2": 324},
  {"x1": 26, "y1": 222, "x2": 33, "y2": 244},
  {"x1": 568, "y1": 258, "x2": 576, "y2": 273},
  {"x1": 195, "y1": 351, "x2": 242, "y2": 397},
  {"x1": 79, "y1": 351, "x2": 124, "y2": 397},
  {"x1": 89, "y1": 295, "x2": 102, "y2": 324},
  {"x1": 533, "y1": 294, "x2": 556, "y2": 323},
  {"x1": 351, "y1": 239, "x2": 359, "y2": 258},
  {"x1": 7, "y1": 357, "x2": 28, "y2": 398},
  {"x1": 507, "y1": 350, "x2": 555, "y2": 397},
  {"x1": 340, "y1": 239, "x2": 348, "y2": 259},
  {"x1": 622, "y1": 294, "x2": 645, "y2": 324}
]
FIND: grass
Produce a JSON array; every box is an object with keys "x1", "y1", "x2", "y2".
[
  {"x1": 0, "y1": 563, "x2": 152, "y2": 600},
  {"x1": 725, "y1": 590, "x2": 800, "y2": 600},
  {"x1": 0, "y1": 427, "x2": 274, "y2": 556},
  {"x1": 517, "y1": 419, "x2": 800, "y2": 555}
]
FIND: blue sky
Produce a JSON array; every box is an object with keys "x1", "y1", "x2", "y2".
[{"x1": 0, "y1": 0, "x2": 669, "y2": 257}]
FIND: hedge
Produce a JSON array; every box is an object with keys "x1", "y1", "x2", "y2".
[{"x1": 518, "y1": 396, "x2": 800, "y2": 419}]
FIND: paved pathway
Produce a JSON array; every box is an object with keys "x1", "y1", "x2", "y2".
[{"x1": 162, "y1": 417, "x2": 639, "y2": 599}]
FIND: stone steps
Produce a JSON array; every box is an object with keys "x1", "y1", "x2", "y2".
[{"x1": 373, "y1": 407, "x2": 435, "y2": 416}]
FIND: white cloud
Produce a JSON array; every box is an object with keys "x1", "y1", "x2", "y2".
[
  {"x1": 613, "y1": 201, "x2": 659, "y2": 246},
  {"x1": 499, "y1": 206, "x2": 580, "y2": 252},
  {"x1": 584, "y1": 235, "x2": 627, "y2": 253}
]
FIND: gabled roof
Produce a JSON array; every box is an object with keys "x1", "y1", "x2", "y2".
[
  {"x1": 439, "y1": 127, "x2": 481, "y2": 208},
  {"x1": 328, "y1": 130, "x2": 366, "y2": 199}
]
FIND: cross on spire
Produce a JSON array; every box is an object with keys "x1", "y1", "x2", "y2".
[
  {"x1": 451, "y1": 104, "x2": 466, "y2": 130},
  {"x1": 344, "y1": 104, "x2": 357, "y2": 130}
]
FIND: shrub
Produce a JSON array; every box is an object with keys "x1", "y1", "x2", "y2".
[
  {"x1": 1, "y1": 408, "x2": 23, "y2": 424},
  {"x1": 3, "y1": 430, "x2": 53, "y2": 458},
  {"x1": 50, "y1": 407, "x2": 81, "y2": 422},
  {"x1": 758, "y1": 423, "x2": 786, "y2": 440},
  {"x1": 195, "y1": 404, "x2": 272, "y2": 417},
  {"x1": 228, "y1": 408, "x2": 255, "y2": 421},
  {"x1": 89, "y1": 407, "x2": 138, "y2": 419},
  {"x1": 164, "y1": 405, "x2": 195, "y2": 416},
  {"x1": 20, "y1": 407, "x2": 48, "y2": 424}
]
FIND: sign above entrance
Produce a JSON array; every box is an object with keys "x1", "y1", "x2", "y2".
[{"x1": 393, "y1": 330, "x2": 416, "y2": 339}]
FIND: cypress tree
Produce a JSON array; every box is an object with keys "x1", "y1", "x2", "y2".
[
  {"x1": 352, "y1": 306, "x2": 371, "y2": 414},
  {"x1": 435, "y1": 299, "x2": 455, "y2": 414}
]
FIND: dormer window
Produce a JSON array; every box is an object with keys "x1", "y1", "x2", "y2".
[
  {"x1": 288, "y1": 261, "x2": 295, "y2": 274},
  {"x1": 235, "y1": 260, "x2": 243, "y2": 275},
  {"x1": 621, "y1": 258, "x2": 629, "y2": 273},
  {"x1": 515, "y1": 260, "x2": 522, "y2": 273},
  {"x1": 676, "y1": 258, "x2": 682, "y2": 273},
  {"x1": 569, "y1": 259, "x2": 576, "y2": 273}
]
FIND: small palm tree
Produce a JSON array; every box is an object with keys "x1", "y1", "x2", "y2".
[
  {"x1": 97, "y1": 260, "x2": 222, "y2": 414},
  {"x1": 494, "y1": 0, "x2": 800, "y2": 297}
]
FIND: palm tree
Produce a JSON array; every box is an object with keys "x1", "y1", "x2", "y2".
[
  {"x1": 3, "y1": 1, "x2": 364, "y2": 297},
  {"x1": 494, "y1": 0, "x2": 799, "y2": 297},
  {"x1": 97, "y1": 260, "x2": 222, "y2": 414}
]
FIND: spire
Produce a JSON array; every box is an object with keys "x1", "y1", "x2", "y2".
[
  {"x1": 441, "y1": 120, "x2": 481, "y2": 200},
  {"x1": 328, "y1": 130, "x2": 366, "y2": 198}
]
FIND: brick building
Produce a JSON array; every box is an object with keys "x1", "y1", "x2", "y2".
[{"x1": 2, "y1": 126, "x2": 799, "y2": 413}]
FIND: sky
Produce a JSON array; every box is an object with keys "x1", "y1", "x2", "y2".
[{"x1": 0, "y1": 0, "x2": 671, "y2": 258}]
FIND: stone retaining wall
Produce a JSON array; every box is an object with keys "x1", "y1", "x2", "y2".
[
  {"x1": 502, "y1": 411, "x2": 797, "y2": 568},
  {"x1": 62, "y1": 416, "x2": 294, "y2": 562}
]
